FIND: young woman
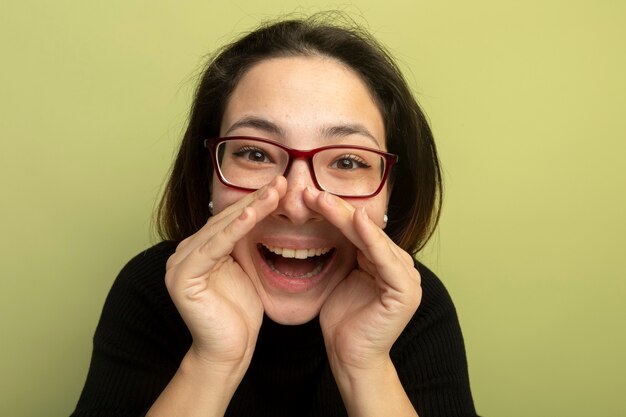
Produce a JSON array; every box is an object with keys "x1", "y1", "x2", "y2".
[{"x1": 72, "y1": 16, "x2": 477, "y2": 417}]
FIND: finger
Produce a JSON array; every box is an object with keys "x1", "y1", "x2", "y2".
[
  {"x1": 196, "y1": 176, "x2": 286, "y2": 242},
  {"x1": 303, "y1": 187, "x2": 397, "y2": 262},
  {"x1": 302, "y1": 187, "x2": 365, "y2": 251},
  {"x1": 303, "y1": 187, "x2": 418, "y2": 291},
  {"x1": 168, "y1": 187, "x2": 275, "y2": 270},
  {"x1": 169, "y1": 177, "x2": 287, "y2": 268},
  {"x1": 166, "y1": 206, "x2": 258, "y2": 292},
  {"x1": 353, "y1": 207, "x2": 421, "y2": 294},
  {"x1": 355, "y1": 249, "x2": 377, "y2": 277},
  {"x1": 214, "y1": 176, "x2": 286, "y2": 221}
]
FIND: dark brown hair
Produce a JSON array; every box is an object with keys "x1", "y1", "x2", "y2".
[{"x1": 156, "y1": 14, "x2": 442, "y2": 255}]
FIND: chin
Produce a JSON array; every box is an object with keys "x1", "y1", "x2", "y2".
[{"x1": 263, "y1": 301, "x2": 323, "y2": 325}]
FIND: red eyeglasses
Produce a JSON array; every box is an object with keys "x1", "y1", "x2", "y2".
[{"x1": 204, "y1": 136, "x2": 398, "y2": 198}]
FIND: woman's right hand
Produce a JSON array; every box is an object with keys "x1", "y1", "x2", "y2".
[{"x1": 164, "y1": 177, "x2": 287, "y2": 370}]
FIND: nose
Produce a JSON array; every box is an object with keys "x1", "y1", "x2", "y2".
[{"x1": 272, "y1": 159, "x2": 322, "y2": 225}]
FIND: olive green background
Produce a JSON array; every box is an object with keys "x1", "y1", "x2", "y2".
[{"x1": 2, "y1": 1, "x2": 625, "y2": 416}]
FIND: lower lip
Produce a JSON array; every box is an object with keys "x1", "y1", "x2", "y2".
[{"x1": 255, "y1": 247, "x2": 335, "y2": 293}]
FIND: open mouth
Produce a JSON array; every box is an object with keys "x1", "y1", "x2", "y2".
[{"x1": 258, "y1": 244, "x2": 335, "y2": 279}]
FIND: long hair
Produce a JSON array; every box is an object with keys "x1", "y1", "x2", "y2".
[{"x1": 156, "y1": 14, "x2": 442, "y2": 255}]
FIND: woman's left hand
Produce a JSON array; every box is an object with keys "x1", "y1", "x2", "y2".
[{"x1": 303, "y1": 187, "x2": 422, "y2": 374}]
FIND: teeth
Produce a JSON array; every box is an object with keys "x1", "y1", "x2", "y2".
[
  {"x1": 266, "y1": 257, "x2": 325, "y2": 278},
  {"x1": 264, "y1": 244, "x2": 331, "y2": 259}
]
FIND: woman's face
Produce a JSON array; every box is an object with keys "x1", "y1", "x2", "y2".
[{"x1": 212, "y1": 55, "x2": 390, "y2": 325}]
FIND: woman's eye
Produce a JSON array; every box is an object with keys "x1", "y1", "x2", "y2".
[
  {"x1": 331, "y1": 155, "x2": 370, "y2": 170},
  {"x1": 233, "y1": 147, "x2": 272, "y2": 163}
]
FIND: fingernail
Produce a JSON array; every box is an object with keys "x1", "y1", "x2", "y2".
[
  {"x1": 360, "y1": 206, "x2": 369, "y2": 220},
  {"x1": 239, "y1": 208, "x2": 249, "y2": 220},
  {"x1": 324, "y1": 191, "x2": 337, "y2": 206}
]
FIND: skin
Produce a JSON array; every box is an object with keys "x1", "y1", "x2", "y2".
[
  {"x1": 215, "y1": 55, "x2": 391, "y2": 325},
  {"x1": 148, "y1": 56, "x2": 421, "y2": 417}
]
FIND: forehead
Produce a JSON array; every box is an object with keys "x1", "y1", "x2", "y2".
[{"x1": 220, "y1": 56, "x2": 386, "y2": 149}]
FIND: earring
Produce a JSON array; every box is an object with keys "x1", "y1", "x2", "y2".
[
  {"x1": 208, "y1": 201, "x2": 214, "y2": 214},
  {"x1": 383, "y1": 214, "x2": 388, "y2": 223}
]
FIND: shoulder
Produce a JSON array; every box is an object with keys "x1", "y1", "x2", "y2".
[
  {"x1": 415, "y1": 261, "x2": 458, "y2": 324},
  {"x1": 73, "y1": 242, "x2": 187, "y2": 413},
  {"x1": 392, "y1": 261, "x2": 464, "y2": 353},
  {"x1": 102, "y1": 240, "x2": 178, "y2": 313},
  {"x1": 116, "y1": 241, "x2": 176, "y2": 282},
  {"x1": 392, "y1": 265, "x2": 478, "y2": 417},
  {"x1": 95, "y1": 241, "x2": 189, "y2": 361},
  {"x1": 105, "y1": 241, "x2": 176, "y2": 301}
]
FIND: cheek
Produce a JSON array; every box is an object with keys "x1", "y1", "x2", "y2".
[
  {"x1": 231, "y1": 237, "x2": 256, "y2": 269},
  {"x1": 350, "y1": 194, "x2": 388, "y2": 229},
  {"x1": 367, "y1": 205, "x2": 387, "y2": 228},
  {"x1": 373, "y1": 185, "x2": 392, "y2": 228},
  {"x1": 210, "y1": 179, "x2": 251, "y2": 214}
]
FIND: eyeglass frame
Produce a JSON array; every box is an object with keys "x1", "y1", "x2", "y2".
[{"x1": 203, "y1": 136, "x2": 399, "y2": 198}]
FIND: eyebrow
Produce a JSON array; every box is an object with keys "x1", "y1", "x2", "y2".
[
  {"x1": 320, "y1": 124, "x2": 380, "y2": 148},
  {"x1": 224, "y1": 116, "x2": 382, "y2": 148},
  {"x1": 224, "y1": 116, "x2": 286, "y2": 137}
]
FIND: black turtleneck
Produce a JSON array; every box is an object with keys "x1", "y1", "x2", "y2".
[{"x1": 71, "y1": 242, "x2": 477, "y2": 417}]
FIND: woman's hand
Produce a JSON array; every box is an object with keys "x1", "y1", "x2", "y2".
[
  {"x1": 148, "y1": 178, "x2": 287, "y2": 417},
  {"x1": 303, "y1": 188, "x2": 422, "y2": 373},
  {"x1": 304, "y1": 188, "x2": 421, "y2": 416},
  {"x1": 164, "y1": 177, "x2": 287, "y2": 369}
]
